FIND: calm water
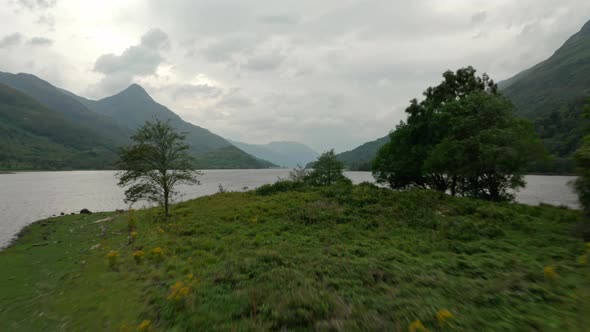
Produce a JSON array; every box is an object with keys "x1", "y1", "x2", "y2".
[{"x1": 0, "y1": 171, "x2": 578, "y2": 249}]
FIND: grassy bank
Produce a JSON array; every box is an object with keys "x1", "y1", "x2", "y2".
[{"x1": 1, "y1": 184, "x2": 589, "y2": 331}]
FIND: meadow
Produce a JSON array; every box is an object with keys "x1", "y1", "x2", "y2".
[{"x1": 0, "y1": 183, "x2": 589, "y2": 331}]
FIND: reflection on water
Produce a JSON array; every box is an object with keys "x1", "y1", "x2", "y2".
[{"x1": 0, "y1": 170, "x2": 578, "y2": 248}]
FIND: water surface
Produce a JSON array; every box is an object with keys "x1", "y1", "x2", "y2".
[{"x1": 0, "y1": 170, "x2": 578, "y2": 248}]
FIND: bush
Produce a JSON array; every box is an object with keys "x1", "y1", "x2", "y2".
[{"x1": 255, "y1": 180, "x2": 305, "y2": 196}]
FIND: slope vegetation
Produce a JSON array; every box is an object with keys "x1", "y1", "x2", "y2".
[{"x1": 0, "y1": 84, "x2": 118, "y2": 169}]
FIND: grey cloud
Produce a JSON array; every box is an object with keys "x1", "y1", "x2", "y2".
[
  {"x1": 170, "y1": 84, "x2": 223, "y2": 100},
  {"x1": 217, "y1": 90, "x2": 254, "y2": 108},
  {"x1": 28, "y1": 36, "x2": 53, "y2": 46},
  {"x1": 258, "y1": 13, "x2": 300, "y2": 25},
  {"x1": 472, "y1": 11, "x2": 487, "y2": 23},
  {"x1": 243, "y1": 51, "x2": 285, "y2": 71},
  {"x1": 13, "y1": 0, "x2": 56, "y2": 10},
  {"x1": 201, "y1": 35, "x2": 259, "y2": 63},
  {"x1": 93, "y1": 28, "x2": 169, "y2": 95},
  {"x1": 36, "y1": 14, "x2": 55, "y2": 28},
  {"x1": 140, "y1": 28, "x2": 170, "y2": 50},
  {"x1": 0, "y1": 33, "x2": 23, "y2": 48}
]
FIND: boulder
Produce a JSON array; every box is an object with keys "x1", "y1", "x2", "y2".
[{"x1": 80, "y1": 208, "x2": 92, "y2": 215}]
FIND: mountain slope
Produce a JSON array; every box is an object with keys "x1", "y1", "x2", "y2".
[
  {"x1": 500, "y1": 19, "x2": 590, "y2": 171},
  {"x1": 0, "y1": 72, "x2": 132, "y2": 147},
  {"x1": 0, "y1": 84, "x2": 118, "y2": 169},
  {"x1": 77, "y1": 84, "x2": 275, "y2": 168},
  {"x1": 231, "y1": 141, "x2": 319, "y2": 168},
  {"x1": 335, "y1": 135, "x2": 389, "y2": 170}
]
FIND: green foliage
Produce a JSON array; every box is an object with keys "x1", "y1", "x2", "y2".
[
  {"x1": 255, "y1": 180, "x2": 305, "y2": 196},
  {"x1": 374, "y1": 67, "x2": 545, "y2": 201},
  {"x1": 306, "y1": 149, "x2": 350, "y2": 186},
  {"x1": 1, "y1": 186, "x2": 589, "y2": 331},
  {"x1": 117, "y1": 119, "x2": 201, "y2": 216}
]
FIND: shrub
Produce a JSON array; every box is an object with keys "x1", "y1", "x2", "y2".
[{"x1": 255, "y1": 180, "x2": 305, "y2": 196}]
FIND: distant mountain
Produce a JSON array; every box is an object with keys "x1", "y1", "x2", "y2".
[
  {"x1": 231, "y1": 140, "x2": 319, "y2": 168},
  {"x1": 500, "y1": 19, "x2": 590, "y2": 172},
  {"x1": 0, "y1": 84, "x2": 118, "y2": 169}
]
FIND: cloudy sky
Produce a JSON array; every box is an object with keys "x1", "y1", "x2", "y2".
[{"x1": 1, "y1": 0, "x2": 590, "y2": 152}]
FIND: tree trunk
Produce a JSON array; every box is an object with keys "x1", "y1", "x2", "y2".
[{"x1": 164, "y1": 189, "x2": 169, "y2": 217}]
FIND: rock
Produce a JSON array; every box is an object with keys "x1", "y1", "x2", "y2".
[
  {"x1": 80, "y1": 208, "x2": 92, "y2": 215},
  {"x1": 60, "y1": 212, "x2": 65, "y2": 216},
  {"x1": 116, "y1": 209, "x2": 125, "y2": 213}
]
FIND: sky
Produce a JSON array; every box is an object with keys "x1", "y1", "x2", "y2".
[{"x1": 1, "y1": 0, "x2": 590, "y2": 153}]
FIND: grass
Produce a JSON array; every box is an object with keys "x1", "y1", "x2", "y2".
[{"x1": 0, "y1": 183, "x2": 589, "y2": 331}]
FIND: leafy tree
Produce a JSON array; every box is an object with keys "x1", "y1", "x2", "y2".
[
  {"x1": 424, "y1": 92, "x2": 545, "y2": 200},
  {"x1": 307, "y1": 150, "x2": 349, "y2": 186},
  {"x1": 374, "y1": 67, "x2": 544, "y2": 201},
  {"x1": 117, "y1": 119, "x2": 201, "y2": 216},
  {"x1": 373, "y1": 67, "x2": 497, "y2": 192}
]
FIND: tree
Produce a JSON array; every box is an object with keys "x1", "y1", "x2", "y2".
[
  {"x1": 424, "y1": 92, "x2": 544, "y2": 200},
  {"x1": 117, "y1": 119, "x2": 200, "y2": 216},
  {"x1": 373, "y1": 67, "x2": 544, "y2": 201},
  {"x1": 374, "y1": 67, "x2": 498, "y2": 192},
  {"x1": 307, "y1": 150, "x2": 349, "y2": 186}
]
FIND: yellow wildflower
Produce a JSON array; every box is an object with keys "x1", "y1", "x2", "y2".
[
  {"x1": 436, "y1": 309, "x2": 454, "y2": 327},
  {"x1": 151, "y1": 247, "x2": 164, "y2": 261},
  {"x1": 409, "y1": 319, "x2": 429, "y2": 332},
  {"x1": 133, "y1": 251, "x2": 145, "y2": 264},
  {"x1": 579, "y1": 253, "x2": 588, "y2": 266},
  {"x1": 107, "y1": 250, "x2": 119, "y2": 269},
  {"x1": 186, "y1": 273, "x2": 194, "y2": 280},
  {"x1": 137, "y1": 319, "x2": 151, "y2": 331},
  {"x1": 131, "y1": 231, "x2": 138, "y2": 238},
  {"x1": 168, "y1": 281, "x2": 190, "y2": 301},
  {"x1": 158, "y1": 227, "x2": 165, "y2": 233},
  {"x1": 543, "y1": 265, "x2": 557, "y2": 280}
]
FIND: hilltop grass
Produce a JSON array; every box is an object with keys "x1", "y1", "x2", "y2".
[{"x1": 0, "y1": 183, "x2": 589, "y2": 331}]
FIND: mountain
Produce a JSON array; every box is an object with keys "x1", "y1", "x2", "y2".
[
  {"x1": 0, "y1": 71, "x2": 274, "y2": 170},
  {"x1": 73, "y1": 84, "x2": 275, "y2": 169},
  {"x1": 0, "y1": 84, "x2": 118, "y2": 169},
  {"x1": 231, "y1": 141, "x2": 319, "y2": 168},
  {"x1": 500, "y1": 19, "x2": 590, "y2": 172},
  {"x1": 0, "y1": 72, "x2": 132, "y2": 147},
  {"x1": 306, "y1": 135, "x2": 389, "y2": 171},
  {"x1": 335, "y1": 135, "x2": 389, "y2": 170}
]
